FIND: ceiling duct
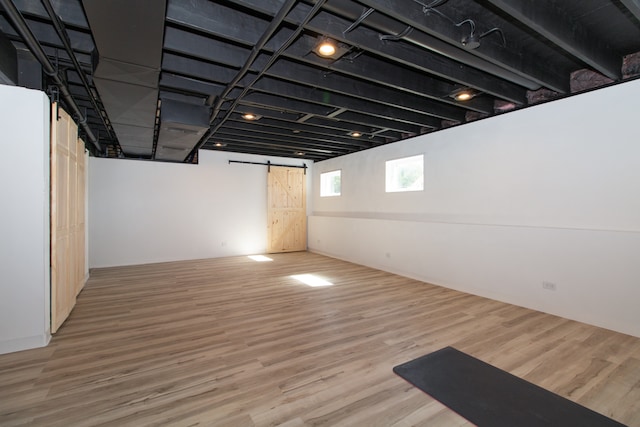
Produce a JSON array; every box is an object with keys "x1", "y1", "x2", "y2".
[
  {"x1": 0, "y1": 29, "x2": 17, "y2": 85},
  {"x1": 82, "y1": 0, "x2": 165, "y2": 158},
  {"x1": 156, "y1": 98, "x2": 211, "y2": 162}
]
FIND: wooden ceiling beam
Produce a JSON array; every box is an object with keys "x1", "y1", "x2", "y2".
[
  {"x1": 486, "y1": 0, "x2": 621, "y2": 80},
  {"x1": 355, "y1": 0, "x2": 569, "y2": 93}
]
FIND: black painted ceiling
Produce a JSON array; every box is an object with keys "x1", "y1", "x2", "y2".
[{"x1": 1, "y1": 0, "x2": 640, "y2": 162}]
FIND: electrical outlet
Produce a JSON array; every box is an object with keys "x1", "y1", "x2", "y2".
[{"x1": 542, "y1": 281, "x2": 557, "y2": 291}]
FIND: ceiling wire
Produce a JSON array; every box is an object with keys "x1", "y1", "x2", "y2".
[
  {"x1": 413, "y1": 0, "x2": 505, "y2": 49},
  {"x1": 379, "y1": 26, "x2": 414, "y2": 41},
  {"x1": 343, "y1": 7, "x2": 375, "y2": 34},
  {"x1": 413, "y1": 0, "x2": 456, "y2": 24},
  {"x1": 413, "y1": 0, "x2": 450, "y2": 9}
]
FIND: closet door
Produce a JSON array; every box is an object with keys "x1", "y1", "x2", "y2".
[
  {"x1": 51, "y1": 104, "x2": 85, "y2": 333},
  {"x1": 75, "y1": 138, "x2": 86, "y2": 296}
]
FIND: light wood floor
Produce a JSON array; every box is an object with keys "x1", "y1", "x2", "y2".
[{"x1": 1, "y1": 252, "x2": 639, "y2": 426}]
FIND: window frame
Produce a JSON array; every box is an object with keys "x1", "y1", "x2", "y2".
[
  {"x1": 320, "y1": 169, "x2": 342, "y2": 197},
  {"x1": 385, "y1": 154, "x2": 424, "y2": 193}
]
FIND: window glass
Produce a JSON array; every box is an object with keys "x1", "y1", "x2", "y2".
[
  {"x1": 385, "y1": 155, "x2": 424, "y2": 192},
  {"x1": 320, "y1": 170, "x2": 341, "y2": 197}
]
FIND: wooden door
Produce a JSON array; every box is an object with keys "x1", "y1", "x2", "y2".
[
  {"x1": 267, "y1": 166, "x2": 306, "y2": 253},
  {"x1": 50, "y1": 104, "x2": 86, "y2": 333},
  {"x1": 51, "y1": 103, "x2": 74, "y2": 333},
  {"x1": 74, "y1": 138, "x2": 86, "y2": 296}
]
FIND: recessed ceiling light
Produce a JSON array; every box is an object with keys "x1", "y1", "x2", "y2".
[
  {"x1": 450, "y1": 88, "x2": 477, "y2": 102},
  {"x1": 213, "y1": 142, "x2": 226, "y2": 147},
  {"x1": 242, "y1": 113, "x2": 260, "y2": 120},
  {"x1": 317, "y1": 40, "x2": 336, "y2": 57},
  {"x1": 350, "y1": 131, "x2": 362, "y2": 137},
  {"x1": 312, "y1": 36, "x2": 349, "y2": 59},
  {"x1": 294, "y1": 151, "x2": 305, "y2": 156}
]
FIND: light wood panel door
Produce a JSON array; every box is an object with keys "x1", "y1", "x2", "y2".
[
  {"x1": 50, "y1": 104, "x2": 86, "y2": 333},
  {"x1": 267, "y1": 166, "x2": 306, "y2": 253},
  {"x1": 74, "y1": 138, "x2": 86, "y2": 297}
]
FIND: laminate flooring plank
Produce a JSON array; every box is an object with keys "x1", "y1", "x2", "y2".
[{"x1": 0, "y1": 252, "x2": 638, "y2": 426}]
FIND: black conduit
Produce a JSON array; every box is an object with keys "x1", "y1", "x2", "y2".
[
  {"x1": 187, "y1": 0, "x2": 299, "y2": 161},
  {"x1": 40, "y1": 0, "x2": 117, "y2": 145},
  {"x1": 188, "y1": 0, "x2": 328, "y2": 161},
  {"x1": 0, "y1": 0, "x2": 103, "y2": 153},
  {"x1": 206, "y1": 0, "x2": 299, "y2": 123}
]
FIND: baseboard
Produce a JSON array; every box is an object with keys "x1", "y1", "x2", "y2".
[{"x1": 0, "y1": 332, "x2": 51, "y2": 355}]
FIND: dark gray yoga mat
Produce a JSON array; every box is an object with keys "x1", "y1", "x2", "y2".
[{"x1": 393, "y1": 346, "x2": 626, "y2": 427}]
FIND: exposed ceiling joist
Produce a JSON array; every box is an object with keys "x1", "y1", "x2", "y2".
[
  {"x1": 265, "y1": 59, "x2": 466, "y2": 121},
  {"x1": 620, "y1": 0, "x2": 640, "y2": 21},
  {"x1": 226, "y1": 114, "x2": 386, "y2": 143},
  {"x1": 219, "y1": 127, "x2": 353, "y2": 153},
  {"x1": 355, "y1": 0, "x2": 570, "y2": 93},
  {"x1": 2, "y1": 0, "x2": 639, "y2": 162},
  {"x1": 283, "y1": 35, "x2": 495, "y2": 114},
  {"x1": 164, "y1": 26, "x2": 250, "y2": 69},
  {"x1": 485, "y1": 0, "x2": 621, "y2": 80},
  {"x1": 166, "y1": 0, "x2": 269, "y2": 47},
  {"x1": 252, "y1": 76, "x2": 444, "y2": 128},
  {"x1": 315, "y1": 0, "x2": 529, "y2": 103}
]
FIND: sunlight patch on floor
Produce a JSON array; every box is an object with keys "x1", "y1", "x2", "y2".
[
  {"x1": 248, "y1": 255, "x2": 273, "y2": 262},
  {"x1": 291, "y1": 274, "x2": 333, "y2": 287}
]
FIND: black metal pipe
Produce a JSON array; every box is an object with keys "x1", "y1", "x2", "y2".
[
  {"x1": 0, "y1": 0, "x2": 102, "y2": 153},
  {"x1": 206, "y1": 0, "x2": 299, "y2": 122},
  {"x1": 215, "y1": 0, "x2": 329, "y2": 127},
  {"x1": 187, "y1": 0, "x2": 299, "y2": 161},
  {"x1": 188, "y1": 0, "x2": 328, "y2": 162},
  {"x1": 40, "y1": 0, "x2": 116, "y2": 145}
]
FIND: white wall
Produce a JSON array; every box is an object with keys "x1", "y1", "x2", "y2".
[
  {"x1": 0, "y1": 85, "x2": 51, "y2": 354},
  {"x1": 89, "y1": 151, "x2": 312, "y2": 267},
  {"x1": 309, "y1": 79, "x2": 640, "y2": 338}
]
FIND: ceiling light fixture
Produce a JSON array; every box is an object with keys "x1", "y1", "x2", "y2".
[
  {"x1": 350, "y1": 131, "x2": 362, "y2": 137},
  {"x1": 456, "y1": 19, "x2": 506, "y2": 50},
  {"x1": 461, "y1": 33, "x2": 481, "y2": 50},
  {"x1": 455, "y1": 91, "x2": 473, "y2": 101},
  {"x1": 312, "y1": 36, "x2": 349, "y2": 60},
  {"x1": 242, "y1": 113, "x2": 261, "y2": 121},
  {"x1": 213, "y1": 142, "x2": 226, "y2": 147},
  {"x1": 450, "y1": 88, "x2": 477, "y2": 102},
  {"x1": 316, "y1": 39, "x2": 336, "y2": 57}
]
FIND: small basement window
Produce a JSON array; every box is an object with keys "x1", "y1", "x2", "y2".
[
  {"x1": 320, "y1": 170, "x2": 341, "y2": 197},
  {"x1": 385, "y1": 154, "x2": 424, "y2": 193}
]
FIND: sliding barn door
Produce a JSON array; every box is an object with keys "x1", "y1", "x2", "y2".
[
  {"x1": 50, "y1": 104, "x2": 86, "y2": 333},
  {"x1": 267, "y1": 166, "x2": 307, "y2": 253},
  {"x1": 74, "y1": 138, "x2": 86, "y2": 297}
]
